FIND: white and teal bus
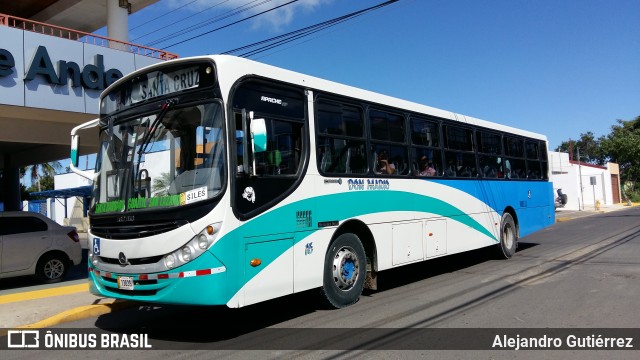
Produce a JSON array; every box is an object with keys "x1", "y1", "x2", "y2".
[{"x1": 70, "y1": 55, "x2": 555, "y2": 309}]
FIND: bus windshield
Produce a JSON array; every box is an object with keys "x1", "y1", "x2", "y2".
[{"x1": 92, "y1": 101, "x2": 225, "y2": 214}]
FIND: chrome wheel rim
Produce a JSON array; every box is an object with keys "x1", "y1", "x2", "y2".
[
  {"x1": 44, "y1": 259, "x2": 65, "y2": 280},
  {"x1": 332, "y1": 246, "x2": 360, "y2": 291},
  {"x1": 503, "y1": 222, "x2": 515, "y2": 250}
]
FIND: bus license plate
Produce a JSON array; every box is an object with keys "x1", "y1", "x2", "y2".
[{"x1": 118, "y1": 276, "x2": 134, "y2": 290}]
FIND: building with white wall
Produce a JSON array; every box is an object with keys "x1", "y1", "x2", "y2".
[{"x1": 549, "y1": 151, "x2": 621, "y2": 210}]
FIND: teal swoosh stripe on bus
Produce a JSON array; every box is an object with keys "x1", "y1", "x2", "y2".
[
  {"x1": 212, "y1": 190, "x2": 497, "y2": 298},
  {"x1": 230, "y1": 191, "x2": 497, "y2": 242},
  {"x1": 316, "y1": 191, "x2": 496, "y2": 240}
]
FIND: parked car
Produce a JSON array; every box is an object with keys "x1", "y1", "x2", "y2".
[{"x1": 0, "y1": 211, "x2": 82, "y2": 283}]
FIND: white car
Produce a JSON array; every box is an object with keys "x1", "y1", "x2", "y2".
[{"x1": 0, "y1": 211, "x2": 82, "y2": 283}]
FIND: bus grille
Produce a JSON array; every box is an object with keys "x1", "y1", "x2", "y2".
[
  {"x1": 99, "y1": 255, "x2": 163, "y2": 265},
  {"x1": 91, "y1": 220, "x2": 187, "y2": 239}
]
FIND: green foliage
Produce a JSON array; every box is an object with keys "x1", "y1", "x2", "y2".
[
  {"x1": 152, "y1": 172, "x2": 171, "y2": 197},
  {"x1": 26, "y1": 175, "x2": 55, "y2": 197},
  {"x1": 600, "y1": 116, "x2": 640, "y2": 186},
  {"x1": 19, "y1": 183, "x2": 29, "y2": 202},
  {"x1": 559, "y1": 116, "x2": 640, "y2": 189},
  {"x1": 20, "y1": 161, "x2": 63, "y2": 192},
  {"x1": 555, "y1": 131, "x2": 607, "y2": 165}
]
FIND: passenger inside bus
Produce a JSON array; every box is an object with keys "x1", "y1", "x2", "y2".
[
  {"x1": 417, "y1": 155, "x2": 436, "y2": 176},
  {"x1": 445, "y1": 160, "x2": 456, "y2": 177},
  {"x1": 376, "y1": 150, "x2": 396, "y2": 175}
]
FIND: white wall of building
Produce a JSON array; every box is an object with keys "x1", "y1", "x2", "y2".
[
  {"x1": 53, "y1": 171, "x2": 95, "y2": 230},
  {"x1": 550, "y1": 151, "x2": 613, "y2": 210}
]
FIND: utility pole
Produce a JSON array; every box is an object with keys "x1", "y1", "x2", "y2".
[{"x1": 577, "y1": 146, "x2": 584, "y2": 211}]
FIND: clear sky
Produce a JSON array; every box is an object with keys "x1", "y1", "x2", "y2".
[{"x1": 108, "y1": 0, "x2": 639, "y2": 151}]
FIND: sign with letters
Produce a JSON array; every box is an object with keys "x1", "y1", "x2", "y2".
[
  {"x1": 131, "y1": 66, "x2": 200, "y2": 103},
  {"x1": 0, "y1": 26, "x2": 162, "y2": 112},
  {"x1": 0, "y1": 45, "x2": 123, "y2": 90}
]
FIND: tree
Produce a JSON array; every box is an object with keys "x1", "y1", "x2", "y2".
[
  {"x1": 152, "y1": 172, "x2": 171, "y2": 197},
  {"x1": 19, "y1": 183, "x2": 30, "y2": 202},
  {"x1": 555, "y1": 131, "x2": 607, "y2": 165},
  {"x1": 600, "y1": 116, "x2": 640, "y2": 197},
  {"x1": 20, "y1": 161, "x2": 62, "y2": 192},
  {"x1": 27, "y1": 175, "x2": 55, "y2": 195}
]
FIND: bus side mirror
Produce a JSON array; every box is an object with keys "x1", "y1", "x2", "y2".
[
  {"x1": 251, "y1": 117, "x2": 267, "y2": 153},
  {"x1": 70, "y1": 118, "x2": 99, "y2": 180},
  {"x1": 71, "y1": 134, "x2": 80, "y2": 167}
]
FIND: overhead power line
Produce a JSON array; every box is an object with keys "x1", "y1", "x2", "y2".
[
  {"x1": 133, "y1": 0, "x2": 250, "y2": 43},
  {"x1": 161, "y1": 0, "x2": 300, "y2": 49},
  {"x1": 131, "y1": 0, "x2": 202, "y2": 31},
  {"x1": 222, "y1": 0, "x2": 399, "y2": 58},
  {"x1": 146, "y1": 0, "x2": 273, "y2": 47}
]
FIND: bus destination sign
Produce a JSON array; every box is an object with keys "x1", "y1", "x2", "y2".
[
  {"x1": 132, "y1": 66, "x2": 200, "y2": 103},
  {"x1": 102, "y1": 65, "x2": 203, "y2": 114}
]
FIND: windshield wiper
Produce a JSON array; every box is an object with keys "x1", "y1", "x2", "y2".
[
  {"x1": 107, "y1": 116, "x2": 119, "y2": 163},
  {"x1": 137, "y1": 98, "x2": 178, "y2": 157},
  {"x1": 133, "y1": 98, "x2": 178, "y2": 197}
]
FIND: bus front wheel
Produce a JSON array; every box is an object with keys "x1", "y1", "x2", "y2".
[
  {"x1": 321, "y1": 233, "x2": 366, "y2": 309},
  {"x1": 497, "y1": 212, "x2": 517, "y2": 259}
]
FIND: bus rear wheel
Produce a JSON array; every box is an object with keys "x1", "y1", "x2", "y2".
[
  {"x1": 497, "y1": 212, "x2": 517, "y2": 259},
  {"x1": 321, "y1": 233, "x2": 366, "y2": 309}
]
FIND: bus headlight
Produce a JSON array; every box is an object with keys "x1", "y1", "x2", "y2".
[
  {"x1": 180, "y1": 246, "x2": 192, "y2": 262},
  {"x1": 162, "y1": 223, "x2": 221, "y2": 270},
  {"x1": 165, "y1": 254, "x2": 176, "y2": 269},
  {"x1": 197, "y1": 234, "x2": 209, "y2": 250}
]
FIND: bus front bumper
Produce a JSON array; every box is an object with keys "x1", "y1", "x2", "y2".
[{"x1": 89, "y1": 251, "x2": 233, "y2": 306}]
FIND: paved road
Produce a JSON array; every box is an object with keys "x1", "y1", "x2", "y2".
[{"x1": 2, "y1": 205, "x2": 639, "y2": 359}]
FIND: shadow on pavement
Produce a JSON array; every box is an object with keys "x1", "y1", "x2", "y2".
[
  {"x1": 0, "y1": 249, "x2": 88, "y2": 291},
  {"x1": 91, "y1": 242, "x2": 541, "y2": 345}
]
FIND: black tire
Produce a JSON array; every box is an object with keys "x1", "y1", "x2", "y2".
[
  {"x1": 36, "y1": 253, "x2": 68, "y2": 284},
  {"x1": 496, "y1": 212, "x2": 517, "y2": 259},
  {"x1": 321, "y1": 233, "x2": 367, "y2": 309}
]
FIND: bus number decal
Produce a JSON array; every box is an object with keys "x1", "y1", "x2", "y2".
[{"x1": 305, "y1": 242, "x2": 314, "y2": 255}]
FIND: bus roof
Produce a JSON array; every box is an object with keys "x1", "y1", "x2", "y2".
[{"x1": 107, "y1": 54, "x2": 547, "y2": 142}]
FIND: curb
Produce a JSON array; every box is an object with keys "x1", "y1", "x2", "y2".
[
  {"x1": 20, "y1": 299, "x2": 139, "y2": 329},
  {"x1": 555, "y1": 212, "x2": 599, "y2": 223},
  {"x1": 0, "y1": 283, "x2": 89, "y2": 305},
  {"x1": 555, "y1": 204, "x2": 637, "y2": 223},
  {"x1": 0, "y1": 300, "x2": 139, "y2": 336}
]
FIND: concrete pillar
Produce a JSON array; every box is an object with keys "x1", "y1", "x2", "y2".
[
  {"x1": 1, "y1": 156, "x2": 21, "y2": 211},
  {"x1": 107, "y1": 0, "x2": 129, "y2": 51}
]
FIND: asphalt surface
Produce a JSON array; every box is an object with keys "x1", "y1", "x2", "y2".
[{"x1": 0, "y1": 203, "x2": 635, "y2": 331}]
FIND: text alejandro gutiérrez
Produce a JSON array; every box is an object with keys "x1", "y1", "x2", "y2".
[{"x1": 492, "y1": 333, "x2": 633, "y2": 350}]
